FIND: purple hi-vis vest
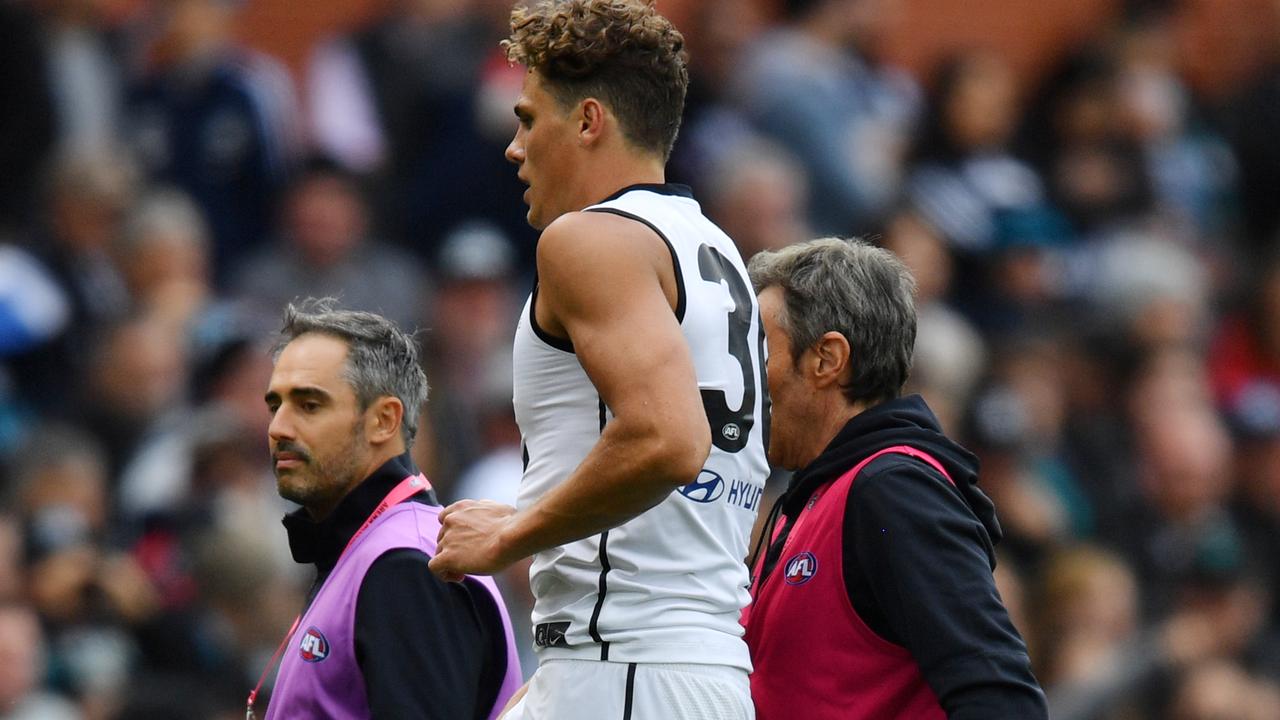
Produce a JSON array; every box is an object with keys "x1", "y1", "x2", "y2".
[{"x1": 264, "y1": 502, "x2": 522, "y2": 720}]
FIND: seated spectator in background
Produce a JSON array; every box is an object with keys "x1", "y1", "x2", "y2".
[
  {"x1": 232, "y1": 156, "x2": 428, "y2": 334},
  {"x1": 7, "y1": 146, "x2": 137, "y2": 417},
  {"x1": 880, "y1": 206, "x2": 985, "y2": 431},
  {"x1": 1085, "y1": 226, "x2": 1210, "y2": 352},
  {"x1": 1037, "y1": 545, "x2": 1168, "y2": 720},
  {"x1": 258, "y1": 299, "x2": 520, "y2": 719},
  {"x1": 702, "y1": 139, "x2": 811, "y2": 262},
  {"x1": 82, "y1": 315, "x2": 190, "y2": 481},
  {"x1": 421, "y1": 220, "x2": 518, "y2": 494},
  {"x1": 1020, "y1": 47, "x2": 1154, "y2": 240},
  {"x1": 742, "y1": 238, "x2": 1046, "y2": 719},
  {"x1": 13, "y1": 424, "x2": 159, "y2": 719},
  {"x1": 0, "y1": 602, "x2": 79, "y2": 720},
  {"x1": 734, "y1": 0, "x2": 919, "y2": 237},
  {"x1": 126, "y1": 0, "x2": 298, "y2": 286},
  {"x1": 114, "y1": 187, "x2": 212, "y2": 332},
  {"x1": 305, "y1": 0, "x2": 536, "y2": 266},
  {"x1": 666, "y1": 0, "x2": 764, "y2": 188},
  {"x1": 1112, "y1": 18, "x2": 1238, "y2": 247},
  {"x1": 305, "y1": 0, "x2": 495, "y2": 177},
  {"x1": 908, "y1": 49, "x2": 1068, "y2": 258},
  {"x1": 1113, "y1": 354, "x2": 1247, "y2": 621},
  {"x1": 1170, "y1": 660, "x2": 1280, "y2": 720}
]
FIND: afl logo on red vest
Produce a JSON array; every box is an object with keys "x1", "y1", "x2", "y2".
[
  {"x1": 783, "y1": 551, "x2": 818, "y2": 585},
  {"x1": 299, "y1": 627, "x2": 329, "y2": 662}
]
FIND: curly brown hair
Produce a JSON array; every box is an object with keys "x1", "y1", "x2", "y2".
[{"x1": 503, "y1": 0, "x2": 689, "y2": 160}]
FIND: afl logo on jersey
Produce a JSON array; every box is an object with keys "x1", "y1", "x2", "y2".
[
  {"x1": 784, "y1": 552, "x2": 818, "y2": 585},
  {"x1": 299, "y1": 627, "x2": 329, "y2": 662},
  {"x1": 678, "y1": 470, "x2": 726, "y2": 503},
  {"x1": 721, "y1": 423, "x2": 741, "y2": 441}
]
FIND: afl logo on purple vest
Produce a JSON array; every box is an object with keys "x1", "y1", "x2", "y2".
[
  {"x1": 299, "y1": 627, "x2": 329, "y2": 662},
  {"x1": 784, "y1": 552, "x2": 818, "y2": 585},
  {"x1": 678, "y1": 470, "x2": 725, "y2": 503}
]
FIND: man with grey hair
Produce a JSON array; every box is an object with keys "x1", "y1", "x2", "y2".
[
  {"x1": 740, "y1": 239, "x2": 1046, "y2": 719},
  {"x1": 257, "y1": 299, "x2": 521, "y2": 719}
]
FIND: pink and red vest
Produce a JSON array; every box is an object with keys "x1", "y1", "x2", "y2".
[
  {"x1": 265, "y1": 501, "x2": 522, "y2": 720},
  {"x1": 742, "y1": 446, "x2": 952, "y2": 720}
]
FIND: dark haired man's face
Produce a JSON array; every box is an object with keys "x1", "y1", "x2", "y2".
[
  {"x1": 265, "y1": 334, "x2": 370, "y2": 519},
  {"x1": 286, "y1": 176, "x2": 365, "y2": 268},
  {"x1": 506, "y1": 70, "x2": 586, "y2": 230}
]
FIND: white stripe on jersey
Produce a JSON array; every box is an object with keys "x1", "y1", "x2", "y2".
[{"x1": 512, "y1": 184, "x2": 770, "y2": 669}]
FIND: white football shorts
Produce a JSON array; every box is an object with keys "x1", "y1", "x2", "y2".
[{"x1": 502, "y1": 659, "x2": 754, "y2": 720}]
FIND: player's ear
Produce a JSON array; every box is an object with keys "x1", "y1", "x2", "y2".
[{"x1": 579, "y1": 98, "x2": 607, "y2": 146}]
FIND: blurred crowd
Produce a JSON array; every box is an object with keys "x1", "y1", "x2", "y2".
[{"x1": 2, "y1": 0, "x2": 1280, "y2": 718}]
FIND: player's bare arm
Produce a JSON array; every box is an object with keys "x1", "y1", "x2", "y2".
[{"x1": 430, "y1": 210, "x2": 711, "y2": 581}]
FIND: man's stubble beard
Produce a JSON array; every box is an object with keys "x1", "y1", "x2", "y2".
[{"x1": 275, "y1": 421, "x2": 369, "y2": 514}]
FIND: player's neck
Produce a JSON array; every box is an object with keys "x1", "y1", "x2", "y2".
[{"x1": 586, "y1": 153, "x2": 667, "y2": 205}]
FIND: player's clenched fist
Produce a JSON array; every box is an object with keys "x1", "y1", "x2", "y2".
[{"x1": 430, "y1": 500, "x2": 520, "y2": 582}]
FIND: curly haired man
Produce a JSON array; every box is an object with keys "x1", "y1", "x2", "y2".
[{"x1": 431, "y1": 2, "x2": 767, "y2": 718}]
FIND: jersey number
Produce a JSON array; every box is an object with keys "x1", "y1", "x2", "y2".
[{"x1": 698, "y1": 244, "x2": 769, "y2": 453}]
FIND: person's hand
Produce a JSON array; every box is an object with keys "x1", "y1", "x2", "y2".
[
  {"x1": 97, "y1": 552, "x2": 160, "y2": 623},
  {"x1": 429, "y1": 500, "x2": 521, "y2": 582}
]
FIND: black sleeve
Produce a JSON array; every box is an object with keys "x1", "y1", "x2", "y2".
[
  {"x1": 355, "y1": 549, "x2": 504, "y2": 720},
  {"x1": 846, "y1": 459, "x2": 1048, "y2": 719}
]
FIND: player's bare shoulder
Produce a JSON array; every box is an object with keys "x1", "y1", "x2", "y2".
[{"x1": 536, "y1": 210, "x2": 672, "y2": 289}]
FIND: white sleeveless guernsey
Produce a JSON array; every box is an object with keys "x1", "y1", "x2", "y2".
[{"x1": 512, "y1": 184, "x2": 770, "y2": 670}]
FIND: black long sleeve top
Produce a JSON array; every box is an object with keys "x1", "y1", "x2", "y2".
[
  {"x1": 282, "y1": 453, "x2": 508, "y2": 719},
  {"x1": 760, "y1": 395, "x2": 1048, "y2": 719}
]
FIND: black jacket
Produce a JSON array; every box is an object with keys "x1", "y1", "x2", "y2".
[
  {"x1": 282, "y1": 453, "x2": 507, "y2": 719},
  {"x1": 757, "y1": 395, "x2": 1048, "y2": 719}
]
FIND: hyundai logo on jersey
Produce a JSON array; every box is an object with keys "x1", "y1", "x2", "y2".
[
  {"x1": 678, "y1": 470, "x2": 726, "y2": 503},
  {"x1": 299, "y1": 627, "x2": 329, "y2": 662},
  {"x1": 784, "y1": 552, "x2": 818, "y2": 585}
]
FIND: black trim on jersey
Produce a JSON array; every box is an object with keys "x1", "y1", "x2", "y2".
[
  {"x1": 597, "y1": 182, "x2": 694, "y2": 204},
  {"x1": 528, "y1": 279, "x2": 575, "y2": 353},
  {"x1": 521, "y1": 443, "x2": 529, "y2": 472},
  {"x1": 589, "y1": 530, "x2": 612, "y2": 661},
  {"x1": 599, "y1": 398, "x2": 608, "y2": 432},
  {"x1": 622, "y1": 663, "x2": 637, "y2": 720},
  {"x1": 585, "y1": 207, "x2": 687, "y2": 323}
]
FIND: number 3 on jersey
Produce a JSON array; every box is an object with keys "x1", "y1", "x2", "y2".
[{"x1": 697, "y1": 244, "x2": 769, "y2": 454}]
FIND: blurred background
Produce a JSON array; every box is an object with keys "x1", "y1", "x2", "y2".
[{"x1": 2, "y1": 0, "x2": 1280, "y2": 717}]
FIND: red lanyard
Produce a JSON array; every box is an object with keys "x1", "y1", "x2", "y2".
[{"x1": 246, "y1": 473, "x2": 431, "y2": 720}]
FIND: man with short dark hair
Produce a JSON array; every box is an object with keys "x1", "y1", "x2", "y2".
[
  {"x1": 742, "y1": 239, "x2": 1047, "y2": 719},
  {"x1": 429, "y1": 2, "x2": 768, "y2": 718},
  {"x1": 258, "y1": 299, "x2": 520, "y2": 719}
]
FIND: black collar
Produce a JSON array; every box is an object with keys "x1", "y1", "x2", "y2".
[
  {"x1": 597, "y1": 183, "x2": 695, "y2": 204},
  {"x1": 282, "y1": 452, "x2": 436, "y2": 570}
]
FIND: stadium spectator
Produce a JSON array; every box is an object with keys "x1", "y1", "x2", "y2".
[
  {"x1": 0, "y1": 602, "x2": 79, "y2": 720},
  {"x1": 232, "y1": 155, "x2": 428, "y2": 333},
  {"x1": 419, "y1": 220, "x2": 519, "y2": 495},
  {"x1": 125, "y1": 0, "x2": 299, "y2": 286},
  {"x1": 702, "y1": 138, "x2": 811, "y2": 262},
  {"x1": 6, "y1": 147, "x2": 137, "y2": 417},
  {"x1": 734, "y1": 0, "x2": 919, "y2": 236}
]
